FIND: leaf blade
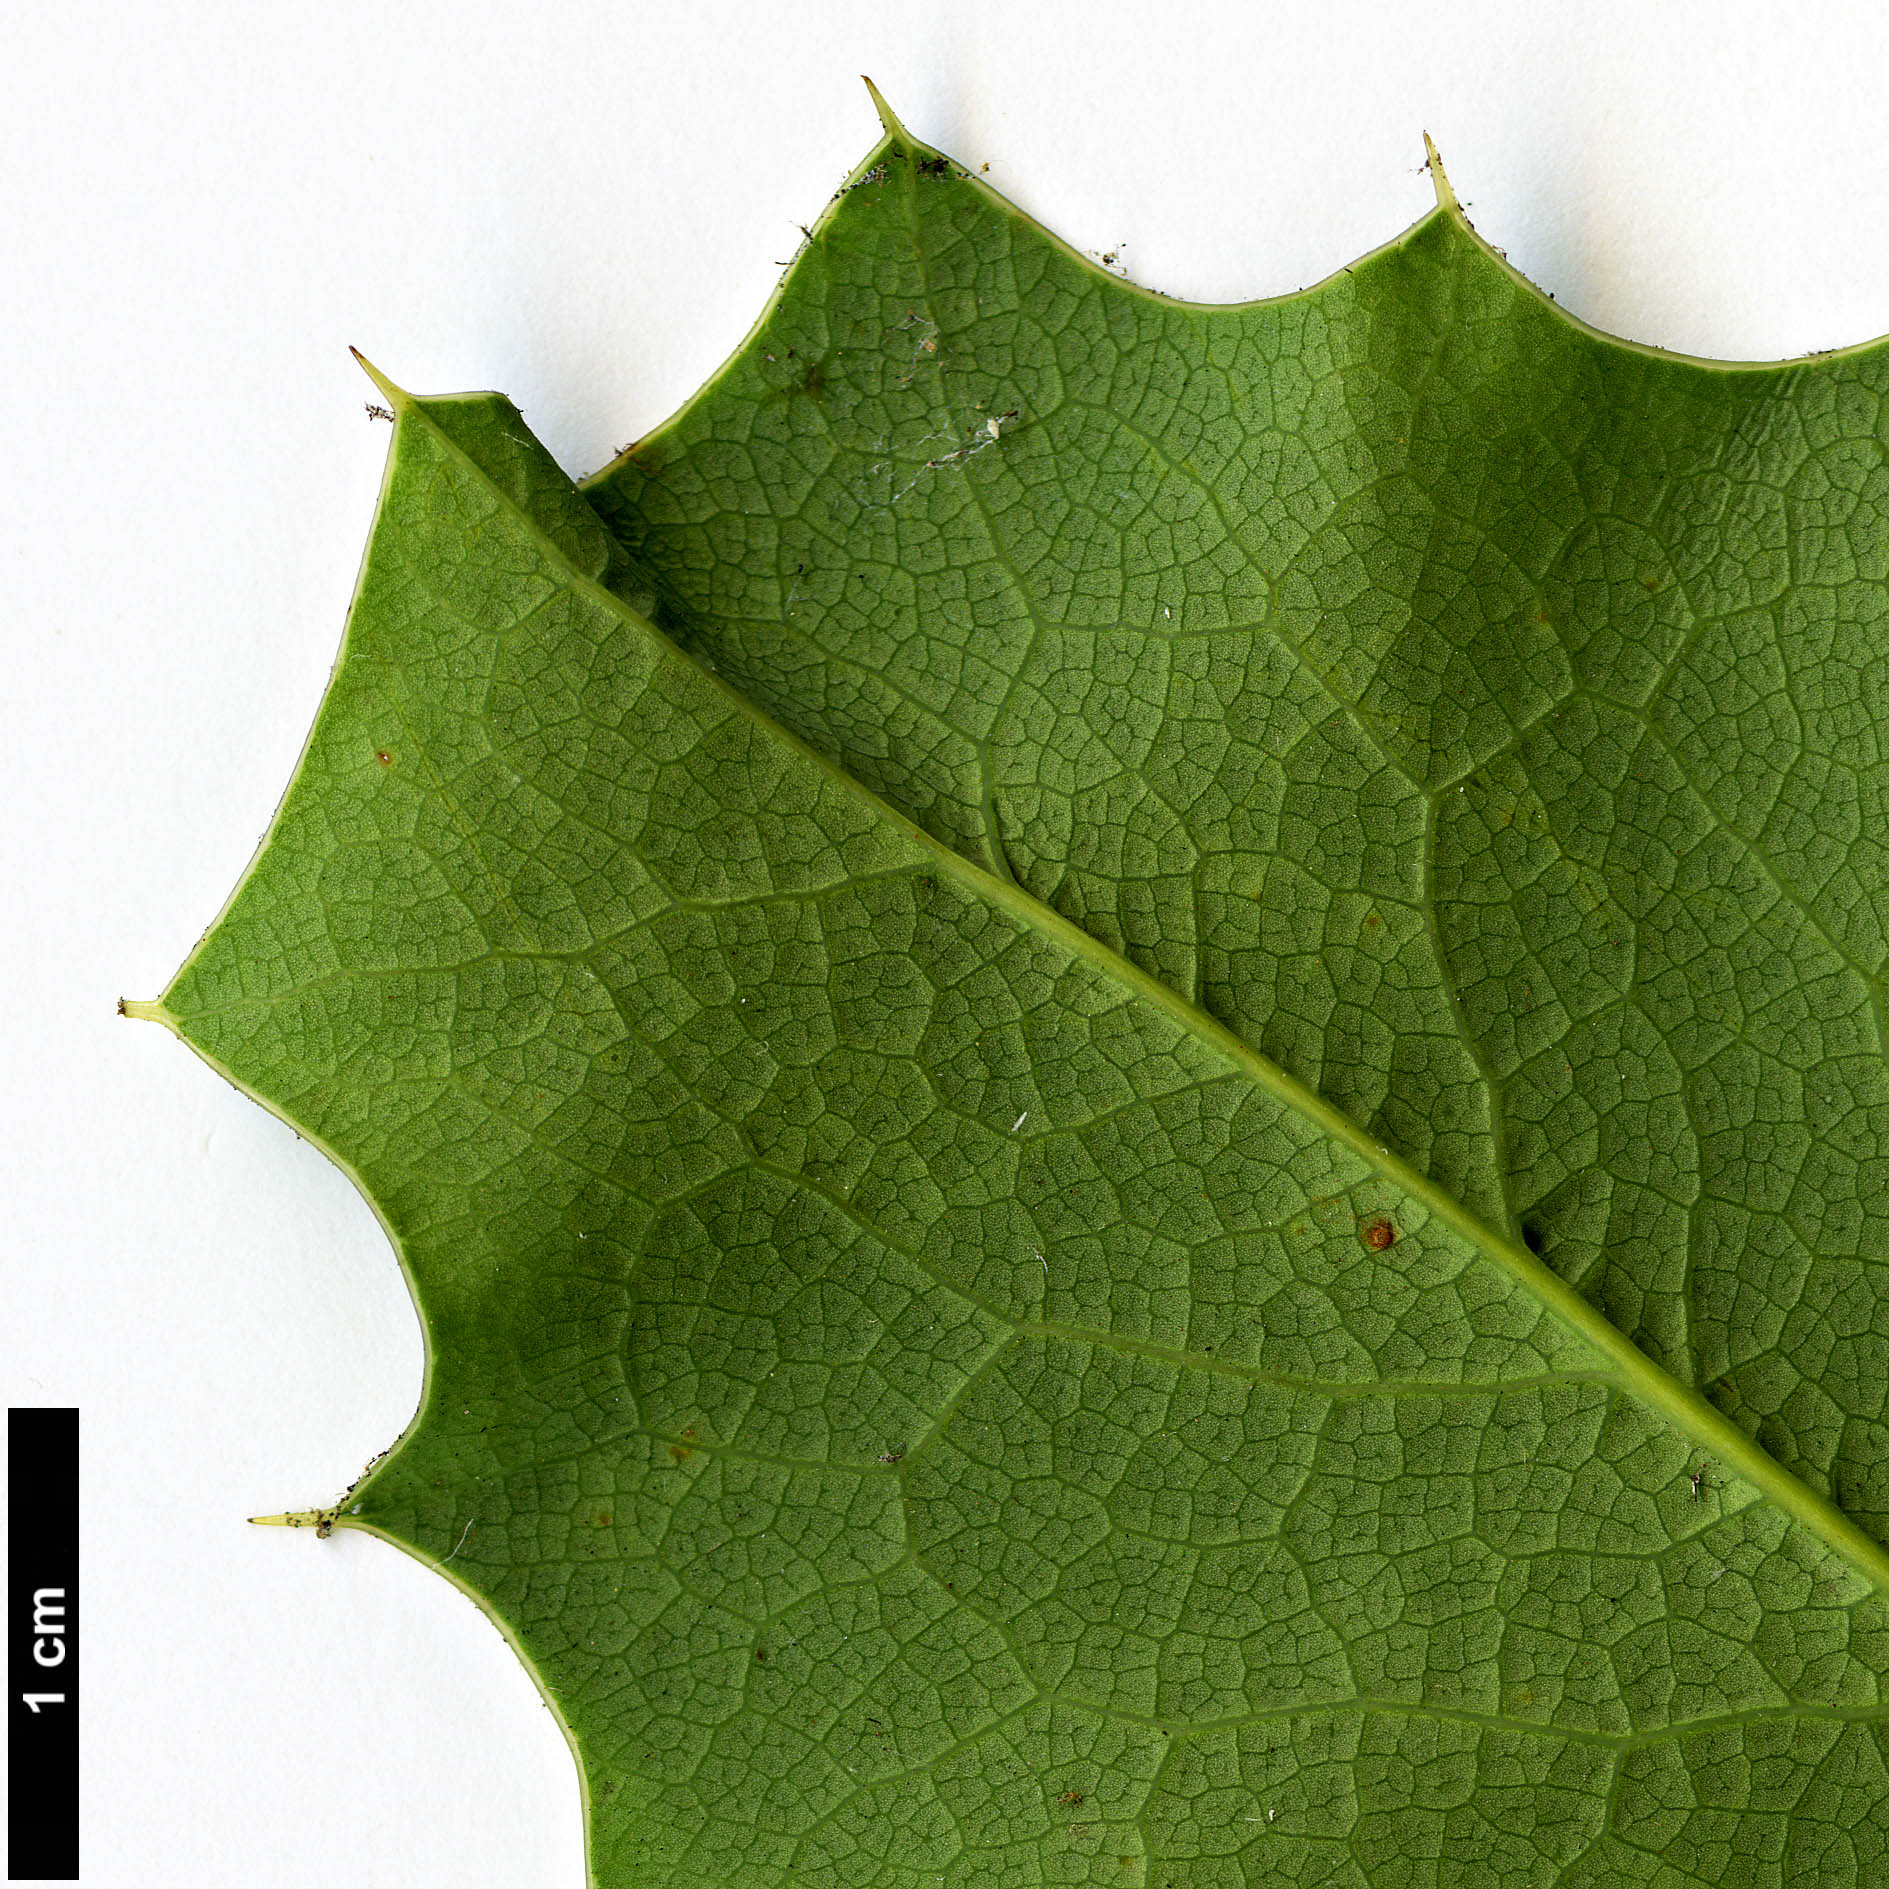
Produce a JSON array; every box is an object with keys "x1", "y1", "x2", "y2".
[
  {"x1": 584, "y1": 127, "x2": 1889, "y2": 1547},
  {"x1": 164, "y1": 382, "x2": 1889, "y2": 1883}
]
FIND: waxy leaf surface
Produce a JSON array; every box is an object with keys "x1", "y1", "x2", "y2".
[{"x1": 156, "y1": 117, "x2": 1889, "y2": 1885}]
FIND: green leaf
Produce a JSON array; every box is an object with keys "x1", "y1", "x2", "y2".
[
  {"x1": 586, "y1": 118, "x2": 1889, "y2": 1548},
  {"x1": 147, "y1": 116, "x2": 1889, "y2": 1884}
]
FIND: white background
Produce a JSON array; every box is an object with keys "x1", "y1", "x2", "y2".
[{"x1": 7, "y1": 2, "x2": 1889, "y2": 1882}]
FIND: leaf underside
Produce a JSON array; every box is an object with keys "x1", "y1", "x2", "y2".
[{"x1": 159, "y1": 116, "x2": 1889, "y2": 1885}]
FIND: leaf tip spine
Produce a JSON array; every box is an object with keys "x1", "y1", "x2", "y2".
[
  {"x1": 348, "y1": 346, "x2": 412, "y2": 414},
  {"x1": 250, "y1": 1508, "x2": 339, "y2": 1537},
  {"x1": 1422, "y1": 132, "x2": 1461, "y2": 216},
  {"x1": 861, "y1": 75, "x2": 910, "y2": 145}
]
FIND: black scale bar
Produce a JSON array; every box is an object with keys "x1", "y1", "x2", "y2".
[{"x1": 9, "y1": 1409, "x2": 78, "y2": 1881}]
